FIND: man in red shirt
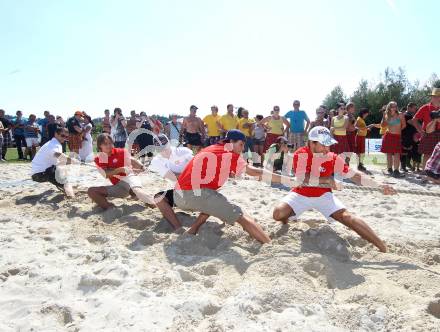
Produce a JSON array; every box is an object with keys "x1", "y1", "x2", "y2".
[
  {"x1": 272, "y1": 126, "x2": 396, "y2": 252},
  {"x1": 409, "y1": 88, "x2": 440, "y2": 168},
  {"x1": 154, "y1": 130, "x2": 272, "y2": 243},
  {"x1": 88, "y1": 133, "x2": 154, "y2": 211}
]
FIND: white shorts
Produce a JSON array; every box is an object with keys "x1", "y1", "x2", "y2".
[
  {"x1": 280, "y1": 191, "x2": 345, "y2": 219},
  {"x1": 26, "y1": 137, "x2": 39, "y2": 147}
]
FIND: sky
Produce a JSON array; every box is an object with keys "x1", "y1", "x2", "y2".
[{"x1": 0, "y1": 0, "x2": 438, "y2": 119}]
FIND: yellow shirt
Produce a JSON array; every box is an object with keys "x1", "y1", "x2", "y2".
[
  {"x1": 356, "y1": 117, "x2": 368, "y2": 137},
  {"x1": 237, "y1": 118, "x2": 255, "y2": 137},
  {"x1": 203, "y1": 114, "x2": 221, "y2": 137},
  {"x1": 219, "y1": 114, "x2": 238, "y2": 131},
  {"x1": 380, "y1": 125, "x2": 388, "y2": 135},
  {"x1": 332, "y1": 116, "x2": 347, "y2": 136},
  {"x1": 268, "y1": 117, "x2": 284, "y2": 135}
]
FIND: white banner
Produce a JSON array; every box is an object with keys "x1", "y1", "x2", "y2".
[{"x1": 367, "y1": 138, "x2": 382, "y2": 152}]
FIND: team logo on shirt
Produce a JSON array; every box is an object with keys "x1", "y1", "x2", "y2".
[
  {"x1": 113, "y1": 158, "x2": 118, "y2": 164},
  {"x1": 320, "y1": 166, "x2": 326, "y2": 173}
]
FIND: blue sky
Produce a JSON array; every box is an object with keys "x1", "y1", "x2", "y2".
[{"x1": 1, "y1": 0, "x2": 438, "y2": 119}]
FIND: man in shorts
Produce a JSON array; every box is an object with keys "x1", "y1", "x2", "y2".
[
  {"x1": 154, "y1": 129, "x2": 272, "y2": 243},
  {"x1": 182, "y1": 105, "x2": 204, "y2": 152},
  {"x1": 88, "y1": 133, "x2": 154, "y2": 210},
  {"x1": 272, "y1": 126, "x2": 396, "y2": 252}
]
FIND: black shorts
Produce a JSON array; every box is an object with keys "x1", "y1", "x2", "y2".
[
  {"x1": 155, "y1": 189, "x2": 175, "y2": 206},
  {"x1": 185, "y1": 132, "x2": 202, "y2": 146},
  {"x1": 31, "y1": 165, "x2": 65, "y2": 191}
]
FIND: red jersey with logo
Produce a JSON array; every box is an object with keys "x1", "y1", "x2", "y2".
[
  {"x1": 94, "y1": 148, "x2": 130, "y2": 184},
  {"x1": 176, "y1": 143, "x2": 246, "y2": 191},
  {"x1": 414, "y1": 103, "x2": 440, "y2": 131},
  {"x1": 292, "y1": 146, "x2": 350, "y2": 197}
]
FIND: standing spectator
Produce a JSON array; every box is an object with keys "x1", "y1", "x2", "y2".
[
  {"x1": 237, "y1": 109, "x2": 254, "y2": 154},
  {"x1": 0, "y1": 109, "x2": 12, "y2": 161},
  {"x1": 182, "y1": 105, "x2": 204, "y2": 152},
  {"x1": 102, "y1": 109, "x2": 111, "y2": 134},
  {"x1": 13, "y1": 110, "x2": 27, "y2": 160},
  {"x1": 56, "y1": 116, "x2": 67, "y2": 153},
  {"x1": 380, "y1": 101, "x2": 406, "y2": 177},
  {"x1": 0, "y1": 120, "x2": 4, "y2": 162},
  {"x1": 330, "y1": 103, "x2": 349, "y2": 158},
  {"x1": 79, "y1": 114, "x2": 94, "y2": 162},
  {"x1": 203, "y1": 106, "x2": 222, "y2": 145},
  {"x1": 409, "y1": 88, "x2": 440, "y2": 169},
  {"x1": 126, "y1": 110, "x2": 139, "y2": 137},
  {"x1": 262, "y1": 106, "x2": 289, "y2": 152},
  {"x1": 253, "y1": 115, "x2": 267, "y2": 166},
  {"x1": 165, "y1": 114, "x2": 183, "y2": 145},
  {"x1": 150, "y1": 115, "x2": 163, "y2": 135},
  {"x1": 126, "y1": 110, "x2": 140, "y2": 154},
  {"x1": 66, "y1": 111, "x2": 84, "y2": 154},
  {"x1": 136, "y1": 112, "x2": 155, "y2": 162},
  {"x1": 284, "y1": 100, "x2": 310, "y2": 150},
  {"x1": 310, "y1": 107, "x2": 330, "y2": 129},
  {"x1": 355, "y1": 108, "x2": 372, "y2": 172},
  {"x1": 111, "y1": 108, "x2": 128, "y2": 148},
  {"x1": 345, "y1": 102, "x2": 357, "y2": 164},
  {"x1": 219, "y1": 104, "x2": 239, "y2": 137},
  {"x1": 24, "y1": 114, "x2": 40, "y2": 160},
  {"x1": 401, "y1": 103, "x2": 421, "y2": 172},
  {"x1": 47, "y1": 115, "x2": 59, "y2": 140},
  {"x1": 38, "y1": 110, "x2": 50, "y2": 145}
]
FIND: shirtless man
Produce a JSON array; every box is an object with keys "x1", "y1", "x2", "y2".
[{"x1": 182, "y1": 105, "x2": 204, "y2": 152}]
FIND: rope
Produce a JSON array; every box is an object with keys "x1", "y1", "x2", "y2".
[{"x1": 78, "y1": 162, "x2": 440, "y2": 198}]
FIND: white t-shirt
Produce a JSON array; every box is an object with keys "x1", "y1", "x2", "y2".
[
  {"x1": 149, "y1": 146, "x2": 193, "y2": 178},
  {"x1": 31, "y1": 138, "x2": 62, "y2": 175}
]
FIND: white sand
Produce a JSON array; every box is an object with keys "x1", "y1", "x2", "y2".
[{"x1": 1, "y1": 163, "x2": 440, "y2": 331}]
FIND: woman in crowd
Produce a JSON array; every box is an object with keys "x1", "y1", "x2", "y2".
[
  {"x1": 261, "y1": 106, "x2": 289, "y2": 152},
  {"x1": 24, "y1": 114, "x2": 40, "y2": 160},
  {"x1": 330, "y1": 103, "x2": 349, "y2": 160},
  {"x1": 79, "y1": 114, "x2": 94, "y2": 162},
  {"x1": 111, "y1": 108, "x2": 128, "y2": 148},
  {"x1": 380, "y1": 101, "x2": 406, "y2": 177},
  {"x1": 355, "y1": 108, "x2": 373, "y2": 172},
  {"x1": 253, "y1": 115, "x2": 267, "y2": 167},
  {"x1": 265, "y1": 136, "x2": 289, "y2": 173}
]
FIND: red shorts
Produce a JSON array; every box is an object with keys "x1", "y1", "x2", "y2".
[
  {"x1": 380, "y1": 132, "x2": 401, "y2": 154},
  {"x1": 264, "y1": 133, "x2": 281, "y2": 152},
  {"x1": 330, "y1": 135, "x2": 349, "y2": 154},
  {"x1": 356, "y1": 135, "x2": 366, "y2": 154}
]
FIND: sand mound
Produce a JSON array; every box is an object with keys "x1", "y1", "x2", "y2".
[{"x1": 0, "y1": 163, "x2": 440, "y2": 331}]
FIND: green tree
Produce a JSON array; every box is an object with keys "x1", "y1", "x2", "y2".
[{"x1": 322, "y1": 85, "x2": 346, "y2": 110}]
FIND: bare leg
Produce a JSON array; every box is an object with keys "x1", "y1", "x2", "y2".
[
  {"x1": 386, "y1": 153, "x2": 392, "y2": 170},
  {"x1": 331, "y1": 209, "x2": 387, "y2": 252},
  {"x1": 393, "y1": 153, "x2": 400, "y2": 170},
  {"x1": 87, "y1": 186, "x2": 114, "y2": 210},
  {"x1": 236, "y1": 215, "x2": 271, "y2": 244},
  {"x1": 155, "y1": 197, "x2": 182, "y2": 231},
  {"x1": 64, "y1": 183, "x2": 74, "y2": 198},
  {"x1": 273, "y1": 202, "x2": 295, "y2": 224},
  {"x1": 187, "y1": 213, "x2": 209, "y2": 235}
]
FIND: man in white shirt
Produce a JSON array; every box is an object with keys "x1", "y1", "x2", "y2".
[
  {"x1": 31, "y1": 127, "x2": 79, "y2": 197},
  {"x1": 149, "y1": 134, "x2": 193, "y2": 181}
]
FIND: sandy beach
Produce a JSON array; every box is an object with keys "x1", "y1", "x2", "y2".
[{"x1": 1, "y1": 162, "x2": 439, "y2": 331}]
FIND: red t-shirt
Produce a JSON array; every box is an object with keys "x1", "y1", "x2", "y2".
[
  {"x1": 94, "y1": 148, "x2": 130, "y2": 185},
  {"x1": 414, "y1": 103, "x2": 440, "y2": 131},
  {"x1": 176, "y1": 143, "x2": 246, "y2": 191},
  {"x1": 292, "y1": 146, "x2": 350, "y2": 197}
]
